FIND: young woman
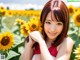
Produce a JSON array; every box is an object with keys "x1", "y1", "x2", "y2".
[{"x1": 20, "y1": 0, "x2": 74, "y2": 60}]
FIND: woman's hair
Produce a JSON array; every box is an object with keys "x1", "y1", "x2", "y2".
[{"x1": 40, "y1": 0, "x2": 69, "y2": 47}]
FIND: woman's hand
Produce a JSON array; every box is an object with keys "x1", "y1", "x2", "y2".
[
  {"x1": 25, "y1": 36, "x2": 35, "y2": 47},
  {"x1": 28, "y1": 36, "x2": 36, "y2": 46},
  {"x1": 29, "y1": 31, "x2": 44, "y2": 43}
]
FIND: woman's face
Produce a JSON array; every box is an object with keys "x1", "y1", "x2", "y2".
[{"x1": 44, "y1": 12, "x2": 63, "y2": 41}]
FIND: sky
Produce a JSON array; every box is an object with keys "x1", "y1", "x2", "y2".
[
  {"x1": 0, "y1": 0, "x2": 80, "y2": 10},
  {"x1": 0, "y1": 0, "x2": 48, "y2": 5},
  {"x1": 0, "y1": 0, "x2": 49, "y2": 10}
]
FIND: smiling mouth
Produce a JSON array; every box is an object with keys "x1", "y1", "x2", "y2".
[{"x1": 49, "y1": 32, "x2": 57, "y2": 36}]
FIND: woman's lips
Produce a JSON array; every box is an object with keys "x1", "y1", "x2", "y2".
[{"x1": 49, "y1": 32, "x2": 57, "y2": 36}]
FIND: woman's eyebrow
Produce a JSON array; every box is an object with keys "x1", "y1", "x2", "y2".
[{"x1": 46, "y1": 19, "x2": 52, "y2": 21}]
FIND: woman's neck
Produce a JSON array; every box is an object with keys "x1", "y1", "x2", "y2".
[{"x1": 46, "y1": 38, "x2": 55, "y2": 48}]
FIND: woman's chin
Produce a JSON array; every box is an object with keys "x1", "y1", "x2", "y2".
[{"x1": 48, "y1": 36, "x2": 57, "y2": 41}]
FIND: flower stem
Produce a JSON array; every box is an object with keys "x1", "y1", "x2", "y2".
[{"x1": 77, "y1": 27, "x2": 80, "y2": 40}]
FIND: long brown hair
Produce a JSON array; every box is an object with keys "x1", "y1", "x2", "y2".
[{"x1": 40, "y1": 0, "x2": 69, "y2": 47}]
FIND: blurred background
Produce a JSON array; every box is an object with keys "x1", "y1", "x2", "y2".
[{"x1": 0, "y1": 0, "x2": 80, "y2": 60}]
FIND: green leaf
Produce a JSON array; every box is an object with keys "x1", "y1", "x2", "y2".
[
  {"x1": 5, "y1": 50, "x2": 20, "y2": 60},
  {"x1": 9, "y1": 55, "x2": 20, "y2": 60},
  {"x1": 68, "y1": 30, "x2": 76, "y2": 35},
  {"x1": 18, "y1": 46, "x2": 24, "y2": 54},
  {"x1": 70, "y1": 44, "x2": 76, "y2": 60},
  {"x1": 69, "y1": 33, "x2": 79, "y2": 41},
  {"x1": 70, "y1": 39, "x2": 80, "y2": 60},
  {"x1": 13, "y1": 34, "x2": 24, "y2": 48},
  {"x1": 12, "y1": 26, "x2": 21, "y2": 35},
  {"x1": 11, "y1": 34, "x2": 24, "y2": 53},
  {"x1": 74, "y1": 38, "x2": 80, "y2": 47}
]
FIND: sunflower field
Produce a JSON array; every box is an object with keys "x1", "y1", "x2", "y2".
[{"x1": 0, "y1": 5, "x2": 80, "y2": 60}]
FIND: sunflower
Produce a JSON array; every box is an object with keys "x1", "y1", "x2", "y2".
[
  {"x1": 6, "y1": 10, "x2": 14, "y2": 17},
  {"x1": 0, "y1": 32, "x2": 14, "y2": 51},
  {"x1": 76, "y1": 7, "x2": 79, "y2": 12},
  {"x1": 0, "y1": 10, "x2": 6, "y2": 16},
  {"x1": 20, "y1": 24, "x2": 30, "y2": 36},
  {"x1": 15, "y1": 18, "x2": 26, "y2": 25},
  {"x1": 0, "y1": 6, "x2": 5, "y2": 12},
  {"x1": 28, "y1": 16, "x2": 42, "y2": 32},
  {"x1": 68, "y1": 5, "x2": 76, "y2": 16},
  {"x1": 73, "y1": 11, "x2": 80, "y2": 27},
  {"x1": 0, "y1": 6, "x2": 6, "y2": 16},
  {"x1": 74, "y1": 44, "x2": 80, "y2": 60}
]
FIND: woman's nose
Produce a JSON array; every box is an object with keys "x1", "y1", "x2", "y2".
[{"x1": 50, "y1": 25, "x2": 56, "y2": 32}]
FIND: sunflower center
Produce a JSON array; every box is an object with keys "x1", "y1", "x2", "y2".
[
  {"x1": 2, "y1": 11, "x2": 5, "y2": 16},
  {"x1": 1, "y1": 36, "x2": 10, "y2": 46},
  {"x1": 9, "y1": 12, "x2": 12, "y2": 15},
  {"x1": 76, "y1": 15, "x2": 80, "y2": 22},
  {"x1": 23, "y1": 26, "x2": 28, "y2": 33},
  {"x1": 31, "y1": 24, "x2": 36, "y2": 29},
  {"x1": 69, "y1": 8, "x2": 73, "y2": 13},
  {"x1": 1, "y1": 7, "x2": 4, "y2": 9},
  {"x1": 21, "y1": 22, "x2": 24, "y2": 25}
]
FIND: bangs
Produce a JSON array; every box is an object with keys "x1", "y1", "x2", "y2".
[{"x1": 51, "y1": 9, "x2": 64, "y2": 22}]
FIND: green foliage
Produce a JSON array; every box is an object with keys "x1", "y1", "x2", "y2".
[{"x1": 5, "y1": 50, "x2": 20, "y2": 60}]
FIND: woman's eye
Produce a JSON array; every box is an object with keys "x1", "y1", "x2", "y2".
[
  {"x1": 45, "y1": 22, "x2": 51, "y2": 24},
  {"x1": 57, "y1": 22, "x2": 63, "y2": 25}
]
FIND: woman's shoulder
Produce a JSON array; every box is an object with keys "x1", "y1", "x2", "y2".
[
  {"x1": 58, "y1": 37, "x2": 74, "y2": 53},
  {"x1": 64, "y1": 37, "x2": 74, "y2": 44},
  {"x1": 59, "y1": 37, "x2": 74, "y2": 46},
  {"x1": 61, "y1": 37, "x2": 74, "y2": 52},
  {"x1": 57, "y1": 37, "x2": 74, "y2": 50}
]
